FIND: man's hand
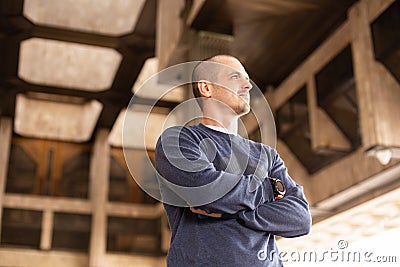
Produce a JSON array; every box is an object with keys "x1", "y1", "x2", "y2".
[{"x1": 190, "y1": 207, "x2": 222, "y2": 218}]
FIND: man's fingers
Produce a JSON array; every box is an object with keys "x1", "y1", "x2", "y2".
[
  {"x1": 190, "y1": 207, "x2": 222, "y2": 218},
  {"x1": 190, "y1": 207, "x2": 206, "y2": 214}
]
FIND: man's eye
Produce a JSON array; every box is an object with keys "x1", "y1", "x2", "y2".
[{"x1": 231, "y1": 74, "x2": 239, "y2": 79}]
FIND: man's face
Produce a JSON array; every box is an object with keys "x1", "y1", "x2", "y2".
[{"x1": 210, "y1": 57, "x2": 252, "y2": 116}]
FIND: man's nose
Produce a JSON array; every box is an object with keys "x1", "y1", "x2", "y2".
[{"x1": 243, "y1": 78, "x2": 252, "y2": 90}]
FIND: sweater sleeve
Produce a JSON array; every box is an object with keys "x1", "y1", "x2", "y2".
[
  {"x1": 233, "y1": 151, "x2": 312, "y2": 238},
  {"x1": 155, "y1": 126, "x2": 274, "y2": 214}
]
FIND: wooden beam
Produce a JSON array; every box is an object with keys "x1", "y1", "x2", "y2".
[
  {"x1": 314, "y1": 163, "x2": 400, "y2": 212},
  {"x1": 307, "y1": 77, "x2": 351, "y2": 153},
  {"x1": 186, "y1": 0, "x2": 206, "y2": 26},
  {"x1": 271, "y1": 0, "x2": 394, "y2": 112},
  {"x1": 309, "y1": 148, "x2": 399, "y2": 205},
  {"x1": 0, "y1": 248, "x2": 88, "y2": 267},
  {"x1": 0, "y1": 247, "x2": 166, "y2": 267},
  {"x1": 348, "y1": 2, "x2": 378, "y2": 150},
  {"x1": 103, "y1": 252, "x2": 166, "y2": 267},
  {"x1": 349, "y1": 0, "x2": 400, "y2": 150},
  {"x1": 0, "y1": 117, "x2": 12, "y2": 240},
  {"x1": 110, "y1": 148, "x2": 144, "y2": 203},
  {"x1": 2, "y1": 194, "x2": 91, "y2": 214},
  {"x1": 230, "y1": 0, "x2": 318, "y2": 15},
  {"x1": 260, "y1": 0, "x2": 319, "y2": 10},
  {"x1": 106, "y1": 202, "x2": 163, "y2": 219},
  {"x1": 89, "y1": 129, "x2": 110, "y2": 267},
  {"x1": 40, "y1": 209, "x2": 54, "y2": 250},
  {"x1": 276, "y1": 140, "x2": 312, "y2": 202},
  {"x1": 160, "y1": 212, "x2": 171, "y2": 253},
  {"x1": 273, "y1": 21, "x2": 351, "y2": 110},
  {"x1": 364, "y1": 0, "x2": 396, "y2": 22},
  {"x1": 156, "y1": 0, "x2": 185, "y2": 69},
  {"x1": 270, "y1": 0, "x2": 399, "y2": 210}
]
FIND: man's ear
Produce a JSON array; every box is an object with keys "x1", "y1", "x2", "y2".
[{"x1": 197, "y1": 80, "x2": 212, "y2": 98}]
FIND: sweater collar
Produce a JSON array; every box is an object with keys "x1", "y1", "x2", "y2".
[{"x1": 202, "y1": 124, "x2": 237, "y2": 135}]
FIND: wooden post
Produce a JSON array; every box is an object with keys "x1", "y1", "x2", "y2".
[
  {"x1": 276, "y1": 140, "x2": 311, "y2": 202},
  {"x1": 40, "y1": 209, "x2": 54, "y2": 250},
  {"x1": 349, "y1": 0, "x2": 400, "y2": 151},
  {"x1": 348, "y1": 1, "x2": 379, "y2": 150},
  {"x1": 156, "y1": 0, "x2": 185, "y2": 69},
  {"x1": 0, "y1": 117, "x2": 12, "y2": 240},
  {"x1": 160, "y1": 208, "x2": 171, "y2": 253},
  {"x1": 185, "y1": 0, "x2": 206, "y2": 26},
  {"x1": 88, "y1": 129, "x2": 110, "y2": 267}
]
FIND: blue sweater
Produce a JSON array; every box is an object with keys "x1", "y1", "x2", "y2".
[{"x1": 155, "y1": 124, "x2": 311, "y2": 266}]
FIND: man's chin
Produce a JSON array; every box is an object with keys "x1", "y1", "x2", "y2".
[{"x1": 237, "y1": 104, "x2": 251, "y2": 116}]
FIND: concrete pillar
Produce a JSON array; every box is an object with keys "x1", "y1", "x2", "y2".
[
  {"x1": 0, "y1": 117, "x2": 12, "y2": 240},
  {"x1": 88, "y1": 129, "x2": 110, "y2": 267}
]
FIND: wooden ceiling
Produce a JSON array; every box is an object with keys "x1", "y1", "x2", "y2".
[{"x1": 191, "y1": 0, "x2": 357, "y2": 87}]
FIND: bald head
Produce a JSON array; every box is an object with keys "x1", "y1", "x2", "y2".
[{"x1": 208, "y1": 55, "x2": 241, "y2": 65}]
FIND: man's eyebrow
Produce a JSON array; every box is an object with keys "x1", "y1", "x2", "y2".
[{"x1": 228, "y1": 70, "x2": 249, "y2": 79}]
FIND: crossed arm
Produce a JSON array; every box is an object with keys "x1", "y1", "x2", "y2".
[{"x1": 155, "y1": 127, "x2": 311, "y2": 238}]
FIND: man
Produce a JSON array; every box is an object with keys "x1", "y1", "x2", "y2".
[{"x1": 155, "y1": 55, "x2": 311, "y2": 266}]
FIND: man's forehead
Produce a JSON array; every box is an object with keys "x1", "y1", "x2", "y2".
[{"x1": 211, "y1": 57, "x2": 248, "y2": 76}]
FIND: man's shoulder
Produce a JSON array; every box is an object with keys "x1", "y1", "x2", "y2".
[
  {"x1": 157, "y1": 125, "x2": 204, "y2": 147},
  {"x1": 245, "y1": 138, "x2": 277, "y2": 154},
  {"x1": 160, "y1": 125, "x2": 200, "y2": 137}
]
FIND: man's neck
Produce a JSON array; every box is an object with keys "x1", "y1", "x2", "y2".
[{"x1": 201, "y1": 116, "x2": 238, "y2": 134}]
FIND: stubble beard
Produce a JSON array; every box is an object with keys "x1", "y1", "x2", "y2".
[{"x1": 235, "y1": 100, "x2": 251, "y2": 116}]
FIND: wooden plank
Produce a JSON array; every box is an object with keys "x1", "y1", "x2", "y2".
[
  {"x1": 273, "y1": 21, "x2": 350, "y2": 110},
  {"x1": 307, "y1": 77, "x2": 351, "y2": 153},
  {"x1": 2, "y1": 194, "x2": 91, "y2": 213},
  {"x1": 106, "y1": 202, "x2": 163, "y2": 219},
  {"x1": 372, "y1": 59, "x2": 400, "y2": 147},
  {"x1": 348, "y1": 1, "x2": 378, "y2": 150},
  {"x1": 314, "y1": 163, "x2": 400, "y2": 212},
  {"x1": 349, "y1": 0, "x2": 400, "y2": 150},
  {"x1": 50, "y1": 142, "x2": 62, "y2": 196},
  {"x1": 3, "y1": 194, "x2": 161, "y2": 218},
  {"x1": 110, "y1": 148, "x2": 144, "y2": 203},
  {"x1": 40, "y1": 209, "x2": 54, "y2": 250},
  {"x1": 186, "y1": 0, "x2": 206, "y2": 26},
  {"x1": 272, "y1": 0, "x2": 396, "y2": 142},
  {"x1": 309, "y1": 148, "x2": 399, "y2": 204},
  {"x1": 156, "y1": 0, "x2": 185, "y2": 69},
  {"x1": 0, "y1": 117, "x2": 12, "y2": 240},
  {"x1": 364, "y1": 0, "x2": 400, "y2": 148},
  {"x1": 34, "y1": 140, "x2": 48, "y2": 194},
  {"x1": 103, "y1": 252, "x2": 166, "y2": 267},
  {"x1": 261, "y1": 0, "x2": 319, "y2": 10},
  {"x1": 89, "y1": 129, "x2": 110, "y2": 267},
  {"x1": 365, "y1": 0, "x2": 395, "y2": 22},
  {"x1": 0, "y1": 248, "x2": 88, "y2": 267},
  {"x1": 161, "y1": 212, "x2": 171, "y2": 253},
  {"x1": 276, "y1": 140, "x2": 312, "y2": 202},
  {"x1": 230, "y1": 0, "x2": 318, "y2": 14},
  {"x1": 267, "y1": 0, "x2": 399, "y2": 210},
  {"x1": 314, "y1": 108, "x2": 352, "y2": 151}
]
